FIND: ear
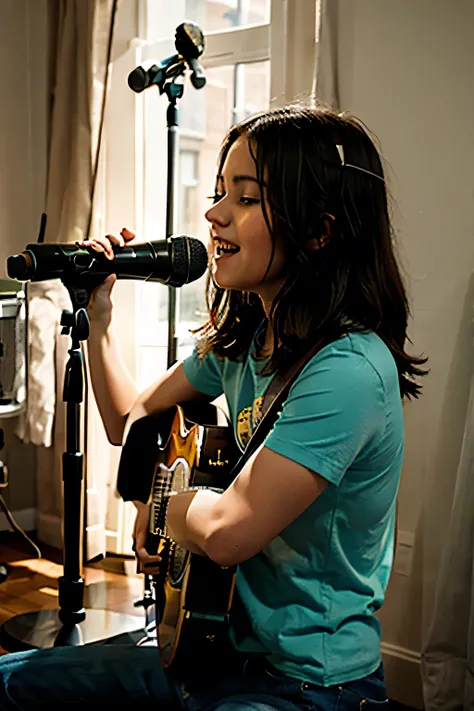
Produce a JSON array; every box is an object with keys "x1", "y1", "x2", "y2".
[{"x1": 306, "y1": 213, "x2": 335, "y2": 251}]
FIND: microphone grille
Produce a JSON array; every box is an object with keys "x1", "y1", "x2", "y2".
[{"x1": 168, "y1": 236, "x2": 208, "y2": 286}]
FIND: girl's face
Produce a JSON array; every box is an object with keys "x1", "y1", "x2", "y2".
[{"x1": 205, "y1": 137, "x2": 286, "y2": 304}]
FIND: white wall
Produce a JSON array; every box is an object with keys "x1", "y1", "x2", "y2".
[
  {"x1": 0, "y1": 0, "x2": 49, "y2": 516},
  {"x1": 332, "y1": 0, "x2": 474, "y2": 706}
]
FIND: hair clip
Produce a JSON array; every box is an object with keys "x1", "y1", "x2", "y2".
[{"x1": 335, "y1": 144, "x2": 384, "y2": 182}]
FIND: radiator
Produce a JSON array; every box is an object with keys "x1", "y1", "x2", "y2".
[{"x1": 0, "y1": 284, "x2": 26, "y2": 418}]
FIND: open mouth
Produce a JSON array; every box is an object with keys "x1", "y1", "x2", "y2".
[{"x1": 214, "y1": 239, "x2": 240, "y2": 257}]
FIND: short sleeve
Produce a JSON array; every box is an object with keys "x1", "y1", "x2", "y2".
[
  {"x1": 182, "y1": 348, "x2": 223, "y2": 398},
  {"x1": 264, "y1": 346, "x2": 386, "y2": 486}
]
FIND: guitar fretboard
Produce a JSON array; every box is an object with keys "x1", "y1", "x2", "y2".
[{"x1": 151, "y1": 463, "x2": 173, "y2": 534}]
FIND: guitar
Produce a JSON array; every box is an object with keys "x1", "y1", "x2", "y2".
[
  {"x1": 116, "y1": 341, "x2": 325, "y2": 669},
  {"x1": 118, "y1": 401, "x2": 241, "y2": 668}
]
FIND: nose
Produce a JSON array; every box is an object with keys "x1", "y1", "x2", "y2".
[{"x1": 205, "y1": 200, "x2": 230, "y2": 227}]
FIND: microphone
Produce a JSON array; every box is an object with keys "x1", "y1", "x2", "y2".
[
  {"x1": 127, "y1": 56, "x2": 184, "y2": 93},
  {"x1": 6, "y1": 235, "x2": 208, "y2": 288},
  {"x1": 128, "y1": 22, "x2": 206, "y2": 94}
]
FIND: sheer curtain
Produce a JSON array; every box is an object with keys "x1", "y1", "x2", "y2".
[
  {"x1": 421, "y1": 295, "x2": 474, "y2": 709},
  {"x1": 314, "y1": 0, "x2": 340, "y2": 110},
  {"x1": 30, "y1": 0, "x2": 117, "y2": 555}
]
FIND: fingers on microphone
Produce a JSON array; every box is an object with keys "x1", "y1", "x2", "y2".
[
  {"x1": 77, "y1": 238, "x2": 114, "y2": 260},
  {"x1": 93, "y1": 240, "x2": 114, "y2": 259},
  {"x1": 105, "y1": 233, "x2": 125, "y2": 249},
  {"x1": 120, "y1": 227, "x2": 135, "y2": 241}
]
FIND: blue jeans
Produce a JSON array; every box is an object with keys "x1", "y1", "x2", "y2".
[{"x1": 0, "y1": 644, "x2": 389, "y2": 710}]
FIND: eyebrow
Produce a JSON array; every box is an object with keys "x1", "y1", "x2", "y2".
[{"x1": 217, "y1": 174, "x2": 262, "y2": 185}]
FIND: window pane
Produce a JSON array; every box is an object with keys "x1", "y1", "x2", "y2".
[
  {"x1": 234, "y1": 60, "x2": 270, "y2": 124},
  {"x1": 185, "y1": 0, "x2": 270, "y2": 32},
  {"x1": 176, "y1": 60, "x2": 270, "y2": 361}
]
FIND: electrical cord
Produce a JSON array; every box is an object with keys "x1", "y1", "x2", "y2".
[{"x1": 0, "y1": 492, "x2": 41, "y2": 559}]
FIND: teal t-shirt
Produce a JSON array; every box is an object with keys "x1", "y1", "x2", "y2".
[{"x1": 182, "y1": 331, "x2": 404, "y2": 687}]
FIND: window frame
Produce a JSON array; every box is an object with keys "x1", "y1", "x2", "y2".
[{"x1": 138, "y1": 0, "x2": 317, "y2": 106}]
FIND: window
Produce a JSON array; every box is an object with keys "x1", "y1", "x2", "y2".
[
  {"x1": 101, "y1": 0, "x2": 317, "y2": 552},
  {"x1": 176, "y1": 60, "x2": 270, "y2": 361},
  {"x1": 184, "y1": 0, "x2": 271, "y2": 31},
  {"x1": 134, "y1": 0, "x2": 316, "y2": 382},
  {"x1": 178, "y1": 149, "x2": 199, "y2": 238}
]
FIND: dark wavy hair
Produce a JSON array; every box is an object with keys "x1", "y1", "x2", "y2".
[{"x1": 196, "y1": 105, "x2": 427, "y2": 399}]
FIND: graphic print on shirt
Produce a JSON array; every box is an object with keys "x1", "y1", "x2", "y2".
[{"x1": 236, "y1": 395, "x2": 264, "y2": 449}]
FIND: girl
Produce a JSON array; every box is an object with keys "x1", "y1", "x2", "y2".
[{"x1": 0, "y1": 106, "x2": 426, "y2": 710}]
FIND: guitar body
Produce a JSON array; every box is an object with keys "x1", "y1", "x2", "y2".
[{"x1": 118, "y1": 402, "x2": 240, "y2": 668}]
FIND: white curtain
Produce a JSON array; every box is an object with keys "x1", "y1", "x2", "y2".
[
  {"x1": 31, "y1": 0, "x2": 117, "y2": 555},
  {"x1": 314, "y1": 0, "x2": 340, "y2": 110},
  {"x1": 421, "y1": 314, "x2": 474, "y2": 708}
]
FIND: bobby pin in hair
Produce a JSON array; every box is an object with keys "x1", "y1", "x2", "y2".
[{"x1": 336, "y1": 144, "x2": 384, "y2": 182}]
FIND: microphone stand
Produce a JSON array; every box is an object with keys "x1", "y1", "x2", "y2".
[
  {"x1": 0, "y1": 25, "x2": 207, "y2": 652},
  {"x1": 165, "y1": 84, "x2": 182, "y2": 369},
  {"x1": 0, "y1": 278, "x2": 144, "y2": 651},
  {"x1": 133, "y1": 86, "x2": 182, "y2": 630},
  {"x1": 131, "y1": 48, "x2": 206, "y2": 635}
]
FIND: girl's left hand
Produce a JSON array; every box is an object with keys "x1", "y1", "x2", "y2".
[{"x1": 133, "y1": 502, "x2": 162, "y2": 574}]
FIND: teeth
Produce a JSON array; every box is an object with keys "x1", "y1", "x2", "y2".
[
  {"x1": 217, "y1": 239, "x2": 237, "y2": 250},
  {"x1": 214, "y1": 239, "x2": 239, "y2": 256}
]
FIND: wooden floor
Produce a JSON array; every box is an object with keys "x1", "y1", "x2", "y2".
[
  {"x1": 0, "y1": 533, "x2": 421, "y2": 709},
  {"x1": 0, "y1": 532, "x2": 146, "y2": 654}
]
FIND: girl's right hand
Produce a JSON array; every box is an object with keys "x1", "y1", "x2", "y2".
[{"x1": 76, "y1": 228, "x2": 138, "y2": 330}]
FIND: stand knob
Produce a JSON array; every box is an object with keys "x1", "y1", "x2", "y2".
[
  {"x1": 60, "y1": 311, "x2": 75, "y2": 333},
  {"x1": 76, "y1": 309, "x2": 89, "y2": 341},
  {"x1": 60, "y1": 309, "x2": 89, "y2": 341}
]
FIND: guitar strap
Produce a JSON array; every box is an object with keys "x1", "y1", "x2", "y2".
[{"x1": 225, "y1": 339, "x2": 324, "y2": 480}]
